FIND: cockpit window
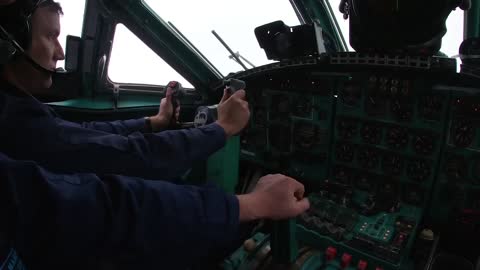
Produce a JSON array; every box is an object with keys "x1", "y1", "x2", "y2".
[
  {"x1": 55, "y1": 0, "x2": 86, "y2": 68},
  {"x1": 329, "y1": 0, "x2": 353, "y2": 51},
  {"x1": 108, "y1": 24, "x2": 194, "y2": 88},
  {"x1": 442, "y1": 8, "x2": 464, "y2": 58},
  {"x1": 142, "y1": 0, "x2": 300, "y2": 76}
]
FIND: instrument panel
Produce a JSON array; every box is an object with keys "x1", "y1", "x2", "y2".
[{"x1": 221, "y1": 54, "x2": 479, "y2": 270}]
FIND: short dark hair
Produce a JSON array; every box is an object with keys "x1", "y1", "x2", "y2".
[
  {"x1": 0, "y1": 0, "x2": 63, "y2": 50},
  {"x1": 37, "y1": 0, "x2": 63, "y2": 16}
]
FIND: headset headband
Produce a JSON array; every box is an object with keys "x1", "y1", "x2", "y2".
[{"x1": 0, "y1": 0, "x2": 63, "y2": 74}]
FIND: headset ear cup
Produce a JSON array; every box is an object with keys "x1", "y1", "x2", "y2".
[{"x1": 0, "y1": 39, "x2": 16, "y2": 65}]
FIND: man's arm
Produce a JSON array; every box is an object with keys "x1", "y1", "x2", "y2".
[
  {"x1": 1, "y1": 153, "x2": 309, "y2": 269},
  {"x1": 78, "y1": 118, "x2": 150, "y2": 135},
  {"x1": 1, "y1": 90, "x2": 249, "y2": 180},
  {"x1": 78, "y1": 87, "x2": 179, "y2": 135},
  {"x1": 0, "y1": 153, "x2": 241, "y2": 269}
]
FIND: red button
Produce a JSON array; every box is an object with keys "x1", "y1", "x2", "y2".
[
  {"x1": 375, "y1": 267, "x2": 384, "y2": 270},
  {"x1": 341, "y1": 253, "x2": 352, "y2": 268},
  {"x1": 326, "y1": 246, "x2": 337, "y2": 261},
  {"x1": 358, "y1": 260, "x2": 368, "y2": 270}
]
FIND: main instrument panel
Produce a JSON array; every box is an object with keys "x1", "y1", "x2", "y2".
[{"x1": 221, "y1": 54, "x2": 479, "y2": 270}]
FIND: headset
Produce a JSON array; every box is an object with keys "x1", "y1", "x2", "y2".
[{"x1": 0, "y1": 0, "x2": 64, "y2": 74}]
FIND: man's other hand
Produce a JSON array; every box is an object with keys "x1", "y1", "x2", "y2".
[
  {"x1": 237, "y1": 174, "x2": 310, "y2": 221},
  {"x1": 149, "y1": 87, "x2": 180, "y2": 132},
  {"x1": 216, "y1": 89, "x2": 250, "y2": 138}
]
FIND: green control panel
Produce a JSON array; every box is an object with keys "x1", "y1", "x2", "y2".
[{"x1": 220, "y1": 54, "x2": 477, "y2": 270}]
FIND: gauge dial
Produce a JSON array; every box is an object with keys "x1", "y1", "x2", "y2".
[
  {"x1": 407, "y1": 160, "x2": 431, "y2": 182},
  {"x1": 336, "y1": 143, "x2": 355, "y2": 163},
  {"x1": 341, "y1": 83, "x2": 361, "y2": 106},
  {"x1": 294, "y1": 123, "x2": 316, "y2": 150},
  {"x1": 361, "y1": 123, "x2": 382, "y2": 145},
  {"x1": 357, "y1": 147, "x2": 379, "y2": 169},
  {"x1": 420, "y1": 95, "x2": 443, "y2": 120},
  {"x1": 452, "y1": 119, "x2": 475, "y2": 148},
  {"x1": 445, "y1": 156, "x2": 468, "y2": 182},
  {"x1": 413, "y1": 134, "x2": 435, "y2": 155},
  {"x1": 292, "y1": 96, "x2": 313, "y2": 118},
  {"x1": 382, "y1": 155, "x2": 404, "y2": 175},
  {"x1": 386, "y1": 127, "x2": 409, "y2": 149},
  {"x1": 391, "y1": 100, "x2": 413, "y2": 121},
  {"x1": 337, "y1": 119, "x2": 358, "y2": 140}
]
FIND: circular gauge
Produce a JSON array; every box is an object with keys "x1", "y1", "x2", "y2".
[
  {"x1": 361, "y1": 123, "x2": 382, "y2": 145},
  {"x1": 334, "y1": 165, "x2": 351, "y2": 184},
  {"x1": 253, "y1": 107, "x2": 266, "y2": 127},
  {"x1": 269, "y1": 95, "x2": 290, "y2": 121},
  {"x1": 413, "y1": 134, "x2": 435, "y2": 155},
  {"x1": 471, "y1": 102, "x2": 480, "y2": 116},
  {"x1": 386, "y1": 127, "x2": 409, "y2": 149},
  {"x1": 356, "y1": 173, "x2": 376, "y2": 192},
  {"x1": 382, "y1": 155, "x2": 404, "y2": 175},
  {"x1": 454, "y1": 98, "x2": 465, "y2": 109},
  {"x1": 340, "y1": 83, "x2": 361, "y2": 106},
  {"x1": 391, "y1": 100, "x2": 413, "y2": 121},
  {"x1": 268, "y1": 124, "x2": 291, "y2": 153},
  {"x1": 292, "y1": 96, "x2": 313, "y2": 118},
  {"x1": 452, "y1": 119, "x2": 475, "y2": 148},
  {"x1": 404, "y1": 185, "x2": 424, "y2": 206},
  {"x1": 445, "y1": 156, "x2": 467, "y2": 182},
  {"x1": 337, "y1": 119, "x2": 358, "y2": 140},
  {"x1": 376, "y1": 181, "x2": 399, "y2": 212},
  {"x1": 336, "y1": 143, "x2": 355, "y2": 163},
  {"x1": 357, "y1": 147, "x2": 379, "y2": 169},
  {"x1": 420, "y1": 95, "x2": 443, "y2": 120},
  {"x1": 294, "y1": 123, "x2": 316, "y2": 150},
  {"x1": 407, "y1": 160, "x2": 431, "y2": 182}
]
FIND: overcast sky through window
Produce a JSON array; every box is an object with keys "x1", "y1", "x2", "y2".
[{"x1": 56, "y1": 0, "x2": 465, "y2": 87}]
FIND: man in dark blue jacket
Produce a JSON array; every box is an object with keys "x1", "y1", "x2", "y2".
[
  {"x1": 0, "y1": 0, "x2": 251, "y2": 180},
  {"x1": 0, "y1": 1, "x2": 311, "y2": 269},
  {"x1": 0, "y1": 151, "x2": 310, "y2": 270}
]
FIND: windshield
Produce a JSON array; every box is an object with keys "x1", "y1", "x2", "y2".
[{"x1": 142, "y1": 0, "x2": 300, "y2": 76}]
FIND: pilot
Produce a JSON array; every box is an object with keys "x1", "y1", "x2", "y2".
[
  {"x1": 0, "y1": 151, "x2": 310, "y2": 269},
  {"x1": 0, "y1": 0, "x2": 248, "y2": 180},
  {"x1": 0, "y1": 1, "x2": 311, "y2": 268}
]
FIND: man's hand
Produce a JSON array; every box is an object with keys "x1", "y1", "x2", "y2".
[
  {"x1": 149, "y1": 87, "x2": 180, "y2": 132},
  {"x1": 216, "y1": 89, "x2": 250, "y2": 138},
  {"x1": 237, "y1": 174, "x2": 310, "y2": 222}
]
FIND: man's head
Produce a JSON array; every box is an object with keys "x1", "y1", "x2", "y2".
[{"x1": 0, "y1": 0, "x2": 64, "y2": 91}]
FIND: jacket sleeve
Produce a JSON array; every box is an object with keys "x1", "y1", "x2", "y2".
[
  {"x1": 1, "y1": 96, "x2": 226, "y2": 180},
  {"x1": 80, "y1": 118, "x2": 148, "y2": 136},
  {"x1": 0, "y1": 153, "x2": 240, "y2": 269}
]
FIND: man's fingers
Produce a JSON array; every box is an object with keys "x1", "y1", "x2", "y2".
[
  {"x1": 285, "y1": 176, "x2": 305, "y2": 197},
  {"x1": 295, "y1": 198, "x2": 310, "y2": 212},
  {"x1": 232, "y1": 89, "x2": 246, "y2": 100},
  {"x1": 220, "y1": 89, "x2": 230, "y2": 104},
  {"x1": 294, "y1": 189, "x2": 305, "y2": 201},
  {"x1": 165, "y1": 87, "x2": 173, "y2": 102}
]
